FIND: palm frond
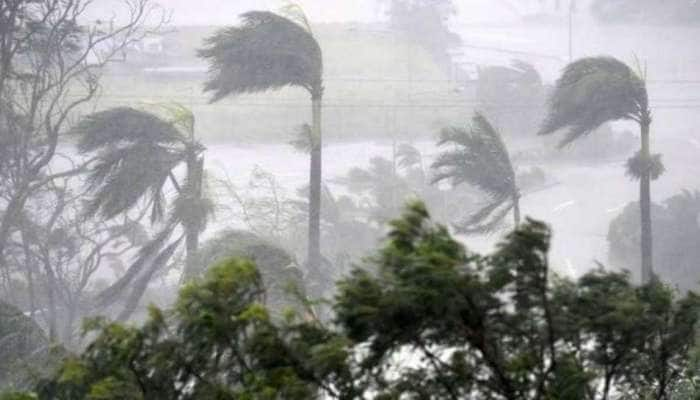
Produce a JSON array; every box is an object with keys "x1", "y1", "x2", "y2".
[
  {"x1": 71, "y1": 107, "x2": 184, "y2": 152},
  {"x1": 93, "y1": 223, "x2": 177, "y2": 310},
  {"x1": 625, "y1": 151, "x2": 665, "y2": 181},
  {"x1": 453, "y1": 197, "x2": 514, "y2": 235},
  {"x1": 539, "y1": 56, "x2": 647, "y2": 147},
  {"x1": 279, "y1": 2, "x2": 313, "y2": 33},
  {"x1": 152, "y1": 102, "x2": 195, "y2": 137},
  {"x1": 83, "y1": 143, "x2": 186, "y2": 221},
  {"x1": 431, "y1": 112, "x2": 516, "y2": 199},
  {"x1": 396, "y1": 143, "x2": 423, "y2": 170},
  {"x1": 117, "y1": 235, "x2": 184, "y2": 321},
  {"x1": 74, "y1": 108, "x2": 190, "y2": 221},
  {"x1": 198, "y1": 10, "x2": 323, "y2": 101},
  {"x1": 171, "y1": 179, "x2": 215, "y2": 235},
  {"x1": 289, "y1": 123, "x2": 312, "y2": 153}
]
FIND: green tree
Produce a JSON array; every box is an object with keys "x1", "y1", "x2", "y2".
[
  {"x1": 198, "y1": 9, "x2": 325, "y2": 277},
  {"x1": 71, "y1": 106, "x2": 212, "y2": 319},
  {"x1": 31, "y1": 259, "x2": 353, "y2": 400},
  {"x1": 432, "y1": 112, "x2": 521, "y2": 233},
  {"x1": 540, "y1": 56, "x2": 661, "y2": 283},
  {"x1": 10, "y1": 203, "x2": 700, "y2": 399}
]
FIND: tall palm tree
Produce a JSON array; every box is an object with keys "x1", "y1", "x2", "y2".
[
  {"x1": 432, "y1": 112, "x2": 521, "y2": 233},
  {"x1": 71, "y1": 106, "x2": 211, "y2": 318},
  {"x1": 539, "y1": 56, "x2": 662, "y2": 283},
  {"x1": 198, "y1": 9, "x2": 324, "y2": 275}
]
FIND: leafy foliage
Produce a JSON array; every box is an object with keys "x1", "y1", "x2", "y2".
[
  {"x1": 198, "y1": 11, "x2": 323, "y2": 101},
  {"x1": 188, "y1": 229, "x2": 306, "y2": 318},
  {"x1": 625, "y1": 150, "x2": 665, "y2": 181},
  {"x1": 11, "y1": 202, "x2": 700, "y2": 399},
  {"x1": 476, "y1": 60, "x2": 547, "y2": 138},
  {"x1": 381, "y1": 0, "x2": 461, "y2": 72},
  {"x1": 539, "y1": 57, "x2": 648, "y2": 147},
  {"x1": 608, "y1": 191, "x2": 700, "y2": 291},
  {"x1": 71, "y1": 107, "x2": 188, "y2": 222},
  {"x1": 31, "y1": 259, "x2": 352, "y2": 400},
  {"x1": 0, "y1": 302, "x2": 62, "y2": 391},
  {"x1": 432, "y1": 112, "x2": 519, "y2": 233}
]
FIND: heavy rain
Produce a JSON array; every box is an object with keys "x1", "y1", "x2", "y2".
[{"x1": 2, "y1": 1, "x2": 700, "y2": 398}]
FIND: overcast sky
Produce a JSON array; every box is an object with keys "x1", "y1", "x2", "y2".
[{"x1": 92, "y1": 0, "x2": 571, "y2": 26}]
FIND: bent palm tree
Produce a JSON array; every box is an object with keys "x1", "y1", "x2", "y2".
[
  {"x1": 71, "y1": 106, "x2": 212, "y2": 318},
  {"x1": 198, "y1": 9, "x2": 324, "y2": 275},
  {"x1": 539, "y1": 56, "x2": 661, "y2": 283},
  {"x1": 432, "y1": 112, "x2": 520, "y2": 233}
]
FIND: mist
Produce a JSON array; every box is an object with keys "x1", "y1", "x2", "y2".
[{"x1": 2, "y1": 0, "x2": 700, "y2": 397}]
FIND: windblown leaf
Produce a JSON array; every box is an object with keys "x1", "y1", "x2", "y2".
[
  {"x1": 539, "y1": 56, "x2": 647, "y2": 147},
  {"x1": 198, "y1": 11, "x2": 323, "y2": 101},
  {"x1": 396, "y1": 143, "x2": 423, "y2": 171},
  {"x1": 432, "y1": 112, "x2": 516, "y2": 199},
  {"x1": 71, "y1": 107, "x2": 184, "y2": 152},
  {"x1": 625, "y1": 151, "x2": 665, "y2": 181}
]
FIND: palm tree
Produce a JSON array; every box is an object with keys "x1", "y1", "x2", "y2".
[
  {"x1": 432, "y1": 112, "x2": 521, "y2": 233},
  {"x1": 198, "y1": 9, "x2": 324, "y2": 276},
  {"x1": 539, "y1": 56, "x2": 662, "y2": 283},
  {"x1": 71, "y1": 106, "x2": 211, "y2": 318}
]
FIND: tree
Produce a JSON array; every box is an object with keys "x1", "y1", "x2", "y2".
[
  {"x1": 476, "y1": 60, "x2": 547, "y2": 138},
  {"x1": 70, "y1": 106, "x2": 212, "y2": 320},
  {"x1": 3, "y1": 173, "x2": 151, "y2": 344},
  {"x1": 0, "y1": 0, "x2": 163, "y2": 295},
  {"x1": 432, "y1": 112, "x2": 521, "y2": 233},
  {"x1": 189, "y1": 229, "x2": 307, "y2": 319},
  {"x1": 540, "y1": 56, "x2": 661, "y2": 283},
  {"x1": 198, "y1": 9, "x2": 325, "y2": 277},
  {"x1": 608, "y1": 190, "x2": 700, "y2": 291},
  {"x1": 381, "y1": 0, "x2": 461, "y2": 73},
  {"x1": 14, "y1": 202, "x2": 700, "y2": 399},
  {"x1": 0, "y1": 301, "x2": 63, "y2": 390}
]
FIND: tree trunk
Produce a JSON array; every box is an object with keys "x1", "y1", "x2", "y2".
[
  {"x1": 183, "y1": 149, "x2": 204, "y2": 280},
  {"x1": 640, "y1": 118, "x2": 653, "y2": 283},
  {"x1": 307, "y1": 92, "x2": 323, "y2": 278},
  {"x1": 513, "y1": 193, "x2": 521, "y2": 228}
]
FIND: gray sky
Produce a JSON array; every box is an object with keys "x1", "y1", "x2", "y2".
[{"x1": 103, "y1": 0, "x2": 557, "y2": 26}]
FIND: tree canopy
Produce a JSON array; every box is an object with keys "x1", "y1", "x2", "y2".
[
  {"x1": 9, "y1": 202, "x2": 700, "y2": 399},
  {"x1": 198, "y1": 11, "x2": 323, "y2": 101},
  {"x1": 539, "y1": 56, "x2": 648, "y2": 148}
]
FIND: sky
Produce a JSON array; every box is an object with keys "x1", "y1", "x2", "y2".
[{"x1": 90, "y1": 0, "x2": 576, "y2": 26}]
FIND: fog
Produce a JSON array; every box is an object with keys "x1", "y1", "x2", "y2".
[{"x1": 3, "y1": 0, "x2": 700, "y2": 395}]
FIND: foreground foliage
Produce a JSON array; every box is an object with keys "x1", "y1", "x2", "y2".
[{"x1": 9, "y1": 203, "x2": 700, "y2": 399}]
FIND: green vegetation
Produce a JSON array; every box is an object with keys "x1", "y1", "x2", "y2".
[
  {"x1": 2, "y1": 1, "x2": 700, "y2": 398},
  {"x1": 6, "y1": 203, "x2": 699, "y2": 399}
]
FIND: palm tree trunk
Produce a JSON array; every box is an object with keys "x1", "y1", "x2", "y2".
[
  {"x1": 307, "y1": 92, "x2": 323, "y2": 277},
  {"x1": 513, "y1": 193, "x2": 521, "y2": 228},
  {"x1": 184, "y1": 153, "x2": 204, "y2": 280},
  {"x1": 640, "y1": 118, "x2": 653, "y2": 283}
]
